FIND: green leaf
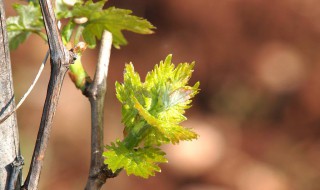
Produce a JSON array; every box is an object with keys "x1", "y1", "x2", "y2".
[
  {"x1": 103, "y1": 140, "x2": 168, "y2": 178},
  {"x1": 116, "y1": 54, "x2": 200, "y2": 147},
  {"x1": 13, "y1": 2, "x2": 42, "y2": 28},
  {"x1": 116, "y1": 63, "x2": 144, "y2": 130},
  {"x1": 133, "y1": 96, "x2": 198, "y2": 145},
  {"x1": 71, "y1": 0, "x2": 106, "y2": 18},
  {"x1": 71, "y1": 1, "x2": 155, "y2": 48},
  {"x1": 55, "y1": 0, "x2": 75, "y2": 19},
  {"x1": 108, "y1": 55, "x2": 200, "y2": 178},
  {"x1": 61, "y1": 20, "x2": 76, "y2": 44},
  {"x1": 7, "y1": 30, "x2": 31, "y2": 50},
  {"x1": 100, "y1": 7, "x2": 155, "y2": 48},
  {"x1": 6, "y1": 2, "x2": 45, "y2": 49}
]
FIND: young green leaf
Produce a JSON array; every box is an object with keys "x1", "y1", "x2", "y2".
[
  {"x1": 116, "y1": 54, "x2": 199, "y2": 147},
  {"x1": 6, "y1": 2, "x2": 45, "y2": 49},
  {"x1": 105, "y1": 55, "x2": 199, "y2": 178},
  {"x1": 55, "y1": 0, "x2": 81, "y2": 19},
  {"x1": 61, "y1": 20, "x2": 76, "y2": 44},
  {"x1": 115, "y1": 63, "x2": 143, "y2": 130},
  {"x1": 7, "y1": 27, "x2": 30, "y2": 50},
  {"x1": 103, "y1": 140, "x2": 168, "y2": 178},
  {"x1": 133, "y1": 96, "x2": 198, "y2": 145},
  {"x1": 71, "y1": 1, "x2": 155, "y2": 48}
]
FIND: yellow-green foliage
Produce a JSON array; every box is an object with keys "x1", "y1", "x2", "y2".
[{"x1": 103, "y1": 55, "x2": 200, "y2": 178}]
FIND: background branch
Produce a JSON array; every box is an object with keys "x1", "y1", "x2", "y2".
[
  {"x1": 84, "y1": 30, "x2": 117, "y2": 190},
  {"x1": 0, "y1": 1, "x2": 21, "y2": 189},
  {"x1": 22, "y1": 0, "x2": 74, "y2": 189}
]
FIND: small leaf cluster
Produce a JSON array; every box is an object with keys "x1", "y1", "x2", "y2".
[
  {"x1": 64, "y1": 0, "x2": 154, "y2": 48},
  {"x1": 7, "y1": 0, "x2": 154, "y2": 91},
  {"x1": 7, "y1": 0, "x2": 155, "y2": 50},
  {"x1": 103, "y1": 55, "x2": 200, "y2": 178},
  {"x1": 104, "y1": 140, "x2": 168, "y2": 178},
  {"x1": 6, "y1": 2, "x2": 45, "y2": 50}
]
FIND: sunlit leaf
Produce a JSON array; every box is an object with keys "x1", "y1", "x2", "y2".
[
  {"x1": 103, "y1": 140, "x2": 167, "y2": 178},
  {"x1": 71, "y1": 1, "x2": 155, "y2": 48},
  {"x1": 110, "y1": 55, "x2": 199, "y2": 178},
  {"x1": 6, "y1": 2, "x2": 44, "y2": 50},
  {"x1": 61, "y1": 20, "x2": 76, "y2": 44}
]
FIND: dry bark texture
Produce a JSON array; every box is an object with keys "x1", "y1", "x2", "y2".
[{"x1": 0, "y1": 0, "x2": 20, "y2": 189}]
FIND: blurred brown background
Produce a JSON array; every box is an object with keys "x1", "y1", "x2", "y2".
[{"x1": 4, "y1": 0, "x2": 320, "y2": 189}]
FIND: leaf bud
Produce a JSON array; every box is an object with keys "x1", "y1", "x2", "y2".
[{"x1": 74, "y1": 17, "x2": 88, "y2": 25}]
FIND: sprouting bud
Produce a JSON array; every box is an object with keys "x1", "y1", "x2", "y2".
[
  {"x1": 74, "y1": 42, "x2": 88, "y2": 54},
  {"x1": 74, "y1": 17, "x2": 88, "y2": 25}
]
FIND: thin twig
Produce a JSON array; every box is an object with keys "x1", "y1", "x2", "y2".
[
  {"x1": 84, "y1": 31, "x2": 117, "y2": 190},
  {"x1": 92, "y1": 31, "x2": 112, "y2": 85},
  {"x1": 22, "y1": 0, "x2": 74, "y2": 189},
  {"x1": 0, "y1": 50, "x2": 49, "y2": 124},
  {"x1": 0, "y1": 21, "x2": 61, "y2": 124}
]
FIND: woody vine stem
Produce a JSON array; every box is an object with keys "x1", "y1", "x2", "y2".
[
  {"x1": 22, "y1": 0, "x2": 74, "y2": 189},
  {"x1": 83, "y1": 31, "x2": 118, "y2": 190}
]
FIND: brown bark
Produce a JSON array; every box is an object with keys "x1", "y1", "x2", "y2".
[
  {"x1": 22, "y1": 0, "x2": 75, "y2": 189},
  {"x1": 84, "y1": 31, "x2": 118, "y2": 190}
]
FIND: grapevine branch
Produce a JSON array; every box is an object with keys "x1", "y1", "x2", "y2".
[
  {"x1": 84, "y1": 30, "x2": 118, "y2": 190},
  {"x1": 22, "y1": 0, "x2": 75, "y2": 189}
]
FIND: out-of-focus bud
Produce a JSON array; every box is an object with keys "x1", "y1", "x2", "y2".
[
  {"x1": 74, "y1": 42, "x2": 88, "y2": 54},
  {"x1": 74, "y1": 17, "x2": 88, "y2": 25},
  {"x1": 63, "y1": 0, "x2": 77, "y2": 7}
]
